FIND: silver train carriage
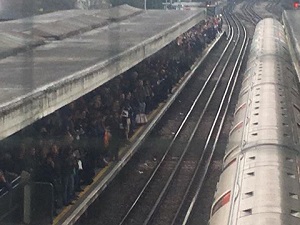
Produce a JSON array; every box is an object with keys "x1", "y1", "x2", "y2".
[{"x1": 209, "y1": 18, "x2": 300, "y2": 225}]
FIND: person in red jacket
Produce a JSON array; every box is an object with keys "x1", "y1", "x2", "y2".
[{"x1": 0, "y1": 170, "x2": 12, "y2": 194}]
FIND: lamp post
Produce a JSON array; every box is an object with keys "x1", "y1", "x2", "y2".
[{"x1": 144, "y1": 0, "x2": 147, "y2": 10}]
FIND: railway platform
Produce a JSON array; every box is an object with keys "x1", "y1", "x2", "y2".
[
  {"x1": 0, "y1": 5, "x2": 205, "y2": 142},
  {"x1": 282, "y1": 10, "x2": 300, "y2": 78},
  {"x1": 0, "y1": 5, "x2": 228, "y2": 225},
  {"x1": 52, "y1": 29, "x2": 224, "y2": 225}
]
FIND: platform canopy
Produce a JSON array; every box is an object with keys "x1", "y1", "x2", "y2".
[{"x1": 0, "y1": 5, "x2": 206, "y2": 141}]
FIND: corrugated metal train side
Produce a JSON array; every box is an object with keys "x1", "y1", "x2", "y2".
[{"x1": 209, "y1": 18, "x2": 300, "y2": 225}]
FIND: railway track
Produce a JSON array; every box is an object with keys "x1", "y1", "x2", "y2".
[
  {"x1": 76, "y1": 5, "x2": 249, "y2": 225},
  {"x1": 119, "y1": 10, "x2": 247, "y2": 225},
  {"x1": 241, "y1": 0, "x2": 262, "y2": 25},
  {"x1": 266, "y1": 0, "x2": 283, "y2": 19},
  {"x1": 180, "y1": 6, "x2": 248, "y2": 225}
]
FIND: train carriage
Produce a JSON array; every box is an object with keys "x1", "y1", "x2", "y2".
[{"x1": 209, "y1": 18, "x2": 300, "y2": 225}]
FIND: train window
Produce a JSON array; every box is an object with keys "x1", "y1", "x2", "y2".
[
  {"x1": 223, "y1": 158, "x2": 236, "y2": 171},
  {"x1": 239, "y1": 87, "x2": 249, "y2": 96},
  {"x1": 234, "y1": 103, "x2": 246, "y2": 116},
  {"x1": 289, "y1": 193, "x2": 299, "y2": 200},
  {"x1": 211, "y1": 191, "x2": 231, "y2": 216},
  {"x1": 290, "y1": 210, "x2": 300, "y2": 218},
  {"x1": 293, "y1": 104, "x2": 300, "y2": 113},
  {"x1": 253, "y1": 122, "x2": 258, "y2": 125},
  {"x1": 249, "y1": 156, "x2": 255, "y2": 160},
  {"x1": 254, "y1": 107, "x2": 259, "y2": 109},
  {"x1": 224, "y1": 145, "x2": 238, "y2": 162},
  {"x1": 256, "y1": 87, "x2": 260, "y2": 90},
  {"x1": 243, "y1": 191, "x2": 253, "y2": 199},
  {"x1": 241, "y1": 209, "x2": 252, "y2": 216},
  {"x1": 245, "y1": 171, "x2": 255, "y2": 177},
  {"x1": 254, "y1": 113, "x2": 259, "y2": 116},
  {"x1": 229, "y1": 121, "x2": 243, "y2": 136},
  {"x1": 287, "y1": 172, "x2": 296, "y2": 179},
  {"x1": 242, "y1": 76, "x2": 249, "y2": 84}
]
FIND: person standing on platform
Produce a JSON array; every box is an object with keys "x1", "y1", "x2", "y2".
[
  {"x1": 106, "y1": 113, "x2": 122, "y2": 161},
  {"x1": 120, "y1": 102, "x2": 132, "y2": 141},
  {"x1": 0, "y1": 170, "x2": 12, "y2": 194},
  {"x1": 61, "y1": 146, "x2": 76, "y2": 206}
]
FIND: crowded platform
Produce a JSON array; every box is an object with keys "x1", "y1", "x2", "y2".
[{"x1": 0, "y1": 15, "x2": 222, "y2": 220}]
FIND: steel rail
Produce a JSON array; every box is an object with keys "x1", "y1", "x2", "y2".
[
  {"x1": 240, "y1": 3, "x2": 256, "y2": 25},
  {"x1": 143, "y1": 7, "x2": 247, "y2": 225},
  {"x1": 244, "y1": 0, "x2": 262, "y2": 24},
  {"x1": 180, "y1": 12, "x2": 248, "y2": 225},
  {"x1": 118, "y1": 19, "x2": 236, "y2": 225}
]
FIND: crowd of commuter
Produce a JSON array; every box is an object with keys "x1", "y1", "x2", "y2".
[{"x1": 0, "y1": 16, "x2": 222, "y2": 213}]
